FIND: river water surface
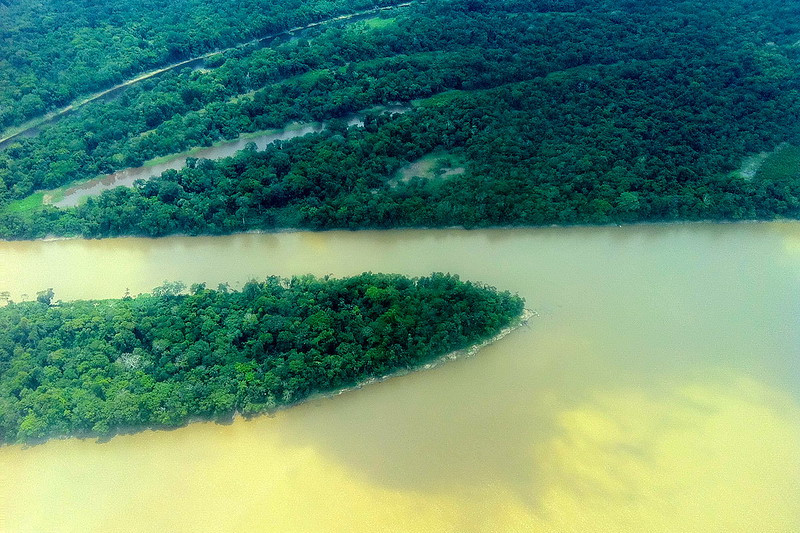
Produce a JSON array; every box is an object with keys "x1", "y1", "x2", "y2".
[
  {"x1": 52, "y1": 122, "x2": 327, "y2": 208},
  {"x1": 1, "y1": 223, "x2": 799, "y2": 531}
]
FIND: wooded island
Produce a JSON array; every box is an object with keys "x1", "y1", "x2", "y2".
[{"x1": 0, "y1": 273, "x2": 524, "y2": 443}]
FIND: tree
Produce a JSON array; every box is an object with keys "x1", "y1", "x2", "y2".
[{"x1": 36, "y1": 288, "x2": 54, "y2": 306}]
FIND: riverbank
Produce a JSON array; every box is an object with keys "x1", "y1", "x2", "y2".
[
  {"x1": 1, "y1": 272, "x2": 524, "y2": 445},
  {"x1": 47, "y1": 121, "x2": 327, "y2": 208},
  {"x1": 23, "y1": 106, "x2": 405, "y2": 209},
  {"x1": 304, "y1": 308, "x2": 535, "y2": 405},
  {"x1": 4, "y1": 217, "x2": 791, "y2": 245},
  {"x1": 172, "y1": 307, "x2": 534, "y2": 436},
  {"x1": 13, "y1": 308, "x2": 532, "y2": 447}
]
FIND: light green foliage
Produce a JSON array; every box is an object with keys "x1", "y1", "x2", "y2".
[
  {"x1": 392, "y1": 150, "x2": 466, "y2": 186},
  {"x1": 0, "y1": 274, "x2": 524, "y2": 443},
  {"x1": 756, "y1": 144, "x2": 800, "y2": 181},
  {"x1": 360, "y1": 17, "x2": 397, "y2": 30}
]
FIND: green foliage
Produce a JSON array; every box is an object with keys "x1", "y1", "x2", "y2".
[
  {"x1": 35, "y1": 289, "x2": 54, "y2": 306},
  {"x1": 756, "y1": 144, "x2": 800, "y2": 182},
  {"x1": 0, "y1": 0, "x2": 400, "y2": 131},
  {"x1": 2, "y1": 0, "x2": 800, "y2": 235},
  {"x1": 0, "y1": 274, "x2": 525, "y2": 443},
  {"x1": 2, "y1": 0, "x2": 556, "y2": 200}
]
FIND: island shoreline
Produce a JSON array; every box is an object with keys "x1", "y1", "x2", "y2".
[
  {"x1": 6, "y1": 294, "x2": 531, "y2": 448},
  {"x1": 290, "y1": 307, "x2": 535, "y2": 409}
]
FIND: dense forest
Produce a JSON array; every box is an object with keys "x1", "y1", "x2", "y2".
[
  {"x1": 0, "y1": 0, "x2": 400, "y2": 130},
  {"x1": 0, "y1": 273, "x2": 525, "y2": 443},
  {"x1": 2, "y1": 0, "x2": 800, "y2": 237}
]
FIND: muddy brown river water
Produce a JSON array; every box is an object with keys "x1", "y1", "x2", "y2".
[{"x1": 1, "y1": 223, "x2": 799, "y2": 531}]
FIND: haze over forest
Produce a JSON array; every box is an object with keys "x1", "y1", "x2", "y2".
[{"x1": 0, "y1": 0, "x2": 799, "y2": 238}]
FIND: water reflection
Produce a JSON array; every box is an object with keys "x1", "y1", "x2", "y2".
[{"x1": 530, "y1": 372, "x2": 800, "y2": 530}]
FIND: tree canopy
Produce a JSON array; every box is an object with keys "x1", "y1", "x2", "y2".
[
  {"x1": 0, "y1": 273, "x2": 524, "y2": 443},
  {"x1": 0, "y1": 0, "x2": 400, "y2": 131},
  {"x1": 2, "y1": 0, "x2": 800, "y2": 236}
]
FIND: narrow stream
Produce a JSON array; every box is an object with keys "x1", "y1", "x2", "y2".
[
  {"x1": 51, "y1": 105, "x2": 409, "y2": 207},
  {"x1": 0, "y1": 1, "x2": 414, "y2": 150}
]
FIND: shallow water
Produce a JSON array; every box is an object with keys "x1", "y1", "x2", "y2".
[
  {"x1": 52, "y1": 122, "x2": 328, "y2": 207},
  {"x1": 52, "y1": 105, "x2": 410, "y2": 207},
  {"x1": 1, "y1": 222, "x2": 799, "y2": 531}
]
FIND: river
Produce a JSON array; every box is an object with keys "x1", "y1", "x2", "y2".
[{"x1": 1, "y1": 222, "x2": 799, "y2": 531}]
